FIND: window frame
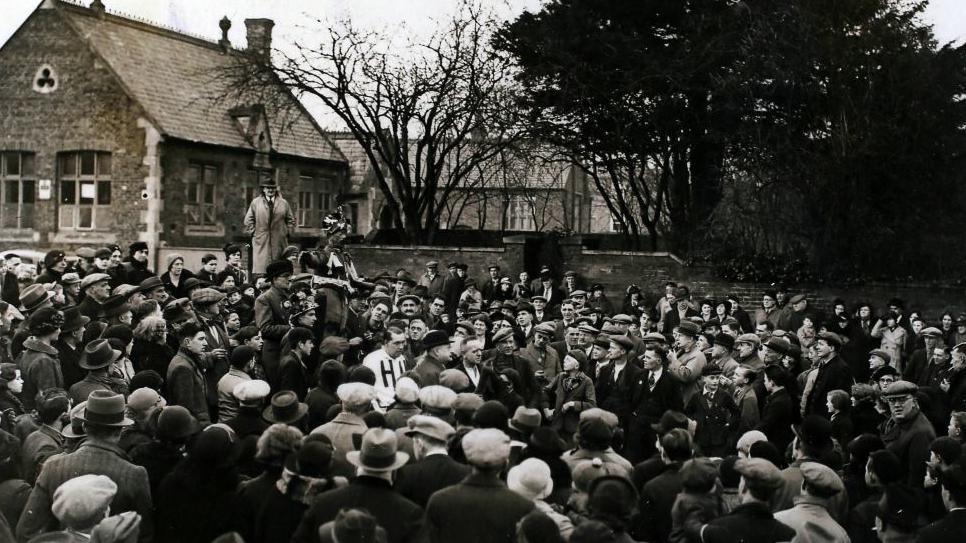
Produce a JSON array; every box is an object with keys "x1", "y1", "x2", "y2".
[
  {"x1": 58, "y1": 151, "x2": 112, "y2": 231},
  {"x1": 506, "y1": 194, "x2": 535, "y2": 231},
  {"x1": 185, "y1": 162, "x2": 220, "y2": 228},
  {"x1": 0, "y1": 152, "x2": 36, "y2": 230}
]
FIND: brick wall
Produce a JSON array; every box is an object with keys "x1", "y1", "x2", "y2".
[{"x1": 0, "y1": 7, "x2": 150, "y2": 249}]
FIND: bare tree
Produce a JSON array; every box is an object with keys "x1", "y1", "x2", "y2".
[{"x1": 218, "y1": 1, "x2": 526, "y2": 243}]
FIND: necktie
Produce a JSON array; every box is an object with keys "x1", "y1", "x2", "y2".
[{"x1": 647, "y1": 373, "x2": 656, "y2": 389}]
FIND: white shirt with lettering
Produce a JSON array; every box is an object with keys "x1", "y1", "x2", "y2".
[{"x1": 362, "y1": 348, "x2": 408, "y2": 408}]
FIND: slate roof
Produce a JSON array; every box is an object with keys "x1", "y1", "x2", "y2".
[{"x1": 58, "y1": 1, "x2": 345, "y2": 163}]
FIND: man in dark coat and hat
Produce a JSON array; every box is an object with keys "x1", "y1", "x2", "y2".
[
  {"x1": 17, "y1": 390, "x2": 154, "y2": 542},
  {"x1": 394, "y1": 415, "x2": 470, "y2": 508},
  {"x1": 255, "y1": 260, "x2": 294, "y2": 389},
  {"x1": 802, "y1": 332, "x2": 855, "y2": 419}
]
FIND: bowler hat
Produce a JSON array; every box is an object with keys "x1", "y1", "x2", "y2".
[
  {"x1": 77, "y1": 390, "x2": 134, "y2": 427},
  {"x1": 79, "y1": 339, "x2": 122, "y2": 370},
  {"x1": 346, "y1": 428, "x2": 409, "y2": 472},
  {"x1": 263, "y1": 390, "x2": 308, "y2": 424},
  {"x1": 421, "y1": 329, "x2": 450, "y2": 350}
]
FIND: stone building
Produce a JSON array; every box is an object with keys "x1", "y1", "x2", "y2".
[{"x1": 0, "y1": 0, "x2": 347, "y2": 270}]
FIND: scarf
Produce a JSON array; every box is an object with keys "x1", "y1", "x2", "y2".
[
  {"x1": 276, "y1": 466, "x2": 338, "y2": 505},
  {"x1": 563, "y1": 373, "x2": 582, "y2": 393}
]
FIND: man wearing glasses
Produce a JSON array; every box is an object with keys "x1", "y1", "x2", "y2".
[{"x1": 880, "y1": 380, "x2": 936, "y2": 487}]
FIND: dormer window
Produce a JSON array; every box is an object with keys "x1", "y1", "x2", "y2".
[{"x1": 32, "y1": 64, "x2": 58, "y2": 94}]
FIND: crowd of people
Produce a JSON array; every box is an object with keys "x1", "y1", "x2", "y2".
[{"x1": 0, "y1": 223, "x2": 965, "y2": 543}]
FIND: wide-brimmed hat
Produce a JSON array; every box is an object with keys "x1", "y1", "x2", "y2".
[
  {"x1": 77, "y1": 390, "x2": 134, "y2": 427},
  {"x1": 346, "y1": 428, "x2": 409, "y2": 472},
  {"x1": 19, "y1": 284, "x2": 50, "y2": 313},
  {"x1": 263, "y1": 390, "x2": 308, "y2": 424},
  {"x1": 79, "y1": 339, "x2": 122, "y2": 371}
]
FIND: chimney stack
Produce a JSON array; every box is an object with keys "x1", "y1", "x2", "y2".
[
  {"x1": 245, "y1": 18, "x2": 274, "y2": 62},
  {"x1": 90, "y1": 0, "x2": 105, "y2": 18},
  {"x1": 218, "y1": 16, "x2": 232, "y2": 52}
]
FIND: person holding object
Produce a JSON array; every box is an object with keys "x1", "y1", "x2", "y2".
[{"x1": 244, "y1": 177, "x2": 295, "y2": 276}]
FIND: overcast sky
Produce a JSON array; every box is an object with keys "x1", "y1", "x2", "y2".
[{"x1": 2, "y1": 0, "x2": 965, "y2": 127}]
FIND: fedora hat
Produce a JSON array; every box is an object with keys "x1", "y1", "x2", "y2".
[
  {"x1": 262, "y1": 390, "x2": 308, "y2": 424},
  {"x1": 346, "y1": 428, "x2": 409, "y2": 472},
  {"x1": 77, "y1": 390, "x2": 133, "y2": 427},
  {"x1": 60, "y1": 307, "x2": 90, "y2": 333},
  {"x1": 19, "y1": 284, "x2": 50, "y2": 313},
  {"x1": 79, "y1": 339, "x2": 122, "y2": 370}
]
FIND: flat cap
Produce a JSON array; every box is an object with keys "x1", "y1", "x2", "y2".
[
  {"x1": 920, "y1": 327, "x2": 942, "y2": 339},
  {"x1": 570, "y1": 290, "x2": 587, "y2": 298},
  {"x1": 462, "y1": 428, "x2": 511, "y2": 468},
  {"x1": 60, "y1": 272, "x2": 82, "y2": 285},
  {"x1": 611, "y1": 314, "x2": 634, "y2": 325},
  {"x1": 817, "y1": 331, "x2": 845, "y2": 348},
  {"x1": 577, "y1": 323, "x2": 600, "y2": 335},
  {"x1": 789, "y1": 294, "x2": 806, "y2": 304},
  {"x1": 800, "y1": 461, "x2": 844, "y2": 494},
  {"x1": 395, "y1": 377, "x2": 419, "y2": 404},
  {"x1": 492, "y1": 328, "x2": 514, "y2": 344},
  {"x1": 439, "y1": 369, "x2": 470, "y2": 392},
  {"x1": 52, "y1": 474, "x2": 118, "y2": 526},
  {"x1": 418, "y1": 385, "x2": 457, "y2": 410},
  {"x1": 336, "y1": 382, "x2": 376, "y2": 407},
  {"x1": 734, "y1": 457, "x2": 784, "y2": 489},
  {"x1": 714, "y1": 333, "x2": 735, "y2": 350},
  {"x1": 453, "y1": 392, "x2": 484, "y2": 412},
  {"x1": 609, "y1": 334, "x2": 635, "y2": 352},
  {"x1": 580, "y1": 407, "x2": 620, "y2": 430},
  {"x1": 642, "y1": 332, "x2": 667, "y2": 343},
  {"x1": 735, "y1": 333, "x2": 761, "y2": 346},
  {"x1": 190, "y1": 287, "x2": 225, "y2": 305},
  {"x1": 881, "y1": 380, "x2": 918, "y2": 398},
  {"x1": 677, "y1": 321, "x2": 701, "y2": 337},
  {"x1": 404, "y1": 414, "x2": 456, "y2": 442},
  {"x1": 533, "y1": 322, "x2": 556, "y2": 337},
  {"x1": 869, "y1": 349, "x2": 892, "y2": 365},
  {"x1": 80, "y1": 273, "x2": 111, "y2": 291},
  {"x1": 126, "y1": 388, "x2": 164, "y2": 413},
  {"x1": 233, "y1": 379, "x2": 271, "y2": 405},
  {"x1": 421, "y1": 329, "x2": 451, "y2": 350},
  {"x1": 425, "y1": 260, "x2": 439, "y2": 268},
  {"x1": 765, "y1": 337, "x2": 793, "y2": 356}
]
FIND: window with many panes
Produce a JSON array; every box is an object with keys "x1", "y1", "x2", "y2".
[
  {"x1": 0, "y1": 153, "x2": 35, "y2": 230},
  {"x1": 59, "y1": 151, "x2": 111, "y2": 230},
  {"x1": 296, "y1": 174, "x2": 335, "y2": 229},
  {"x1": 186, "y1": 163, "x2": 219, "y2": 227},
  {"x1": 506, "y1": 195, "x2": 535, "y2": 231}
]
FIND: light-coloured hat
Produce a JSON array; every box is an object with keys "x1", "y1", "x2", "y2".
[
  {"x1": 233, "y1": 379, "x2": 271, "y2": 406},
  {"x1": 126, "y1": 388, "x2": 165, "y2": 413},
  {"x1": 439, "y1": 369, "x2": 470, "y2": 392},
  {"x1": 394, "y1": 377, "x2": 419, "y2": 404},
  {"x1": 52, "y1": 474, "x2": 117, "y2": 527},
  {"x1": 418, "y1": 385, "x2": 457, "y2": 410},
  {"x1": 800, "y1": 461, "x2": 844, "y2": 494},
  {"x1": 404, "y1": 414, "x2": 456, "y2": 442},
  {"x1": 80, "y1": 272, "x2": 111, "y2": 292},
  {"x1": 462, "y1": 428, "x2": 511, "y2": 468},
  {"x1": 507, "y1": 457, "x2": 553, "y2": 500},
  {"x1": 346, "y1": 428, "x2": 409, "y2": 472},
  {"x1": 337, "y1": 382, "x2": 376, "y2": 408}
]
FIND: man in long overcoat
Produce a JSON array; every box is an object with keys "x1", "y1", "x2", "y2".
[{"x1": 243, "y1": 179, "x2": 295, "y2": 275}]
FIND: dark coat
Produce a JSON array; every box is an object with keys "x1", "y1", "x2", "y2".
[
  {"x1": 425, "y1": 471, "x2": 535, "y2": 543},
  {"x1": 550, "y1": 371, "x2": 596, "y2": 437},
  {"x1": 20, "y1": 425, "x2": 64, "y2": 485},
  {"x1": 254, "y1": 286, "x2": 291, "y2": 388},
  {"x1": 130, "y1": 338, "x2": 175, "y2": 382},
  {"x1": 249, "y1": 479, "x2": 342, "y2": 543},
  {"x1": 663, "y1": 307, "x2": 700, "y2": 336},
  {"x1": 757, "y1": 387, "x2": 797, "y2": 455},
  {"x1": 686, "y1": 388, "x2": 739, "y2": 457},
  {"x1": 881, "y1": 410, "x2": 936, "y2": 487},
  {"x1": 627, "y1": 368, "x2": 683, "y2": 463},
  {"x1": 454, "y1": 364, "x2": 505, "y2": 402},
  {"x1": 278, "y1": 351, "x2": 310, "y2": 401},
  {"x1": 17, "y1": 440, "x2": 153, "y2": 542},
  {"x1": 852, "y1": 400, "x2": 885, "y2": 437},
  {"x1": 54, "y1": 338, "x2": 84, "y2": 390},
  {"x1": 1, "y1": 270, "x2": 19, "y2": 306},
  {"x1": 918, "y1": 509, "x2": 966, "y2": 543},
  {"x1": 161, "y1": 269, "x2": 197, "y2": 301},
  {"x1": 635, "y1": 462, "x2": 683, "y2": 542},
  {"x1": 487, "y1": 352, "x2": 539, "y2": 406},
  {"x1": 804, "y1": 355, "x2": 854, "y2": 419},
  {"x1": 596, "y1": 361, "x2": 642, "y2": 425},
  {"x1": 18, "y1": 338, "x2": 63, "y2": 412},
  {"x1": 129, "y1": 440, "x2": 185, "y2": 496},
  {"x1": 293, "y1": 476, "x2": 424, "y2": 543},
  {"x1": 155, "y1": 461, "x2": 239, "y2": 543},
  {"x1": 232, "y1": 470, "x2": 281, "y2": 543},
  {"x1": 166, "y1": 349, "x2": 211, "y2": 425},
  {"x1": 702, "y1": 501, "x2": 796, "y2": 543},
  {"x1": 306, "y1": 387, "x2": 340, "y2": 430},
  {"x1": 394, "y1": 454, "x2": 471, "y2": 508}
]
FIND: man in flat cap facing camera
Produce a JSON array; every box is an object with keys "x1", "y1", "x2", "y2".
[
  {"x1": 425, "y1": 428, "x2": 534, "y2": 543},
  {"x1": 880, "y1": 380, "x2": 936, "y2": 487}
]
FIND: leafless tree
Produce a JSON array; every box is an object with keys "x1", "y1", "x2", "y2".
[{"x1": 217, "y1": 1, "x2": 527, "y2": 243}]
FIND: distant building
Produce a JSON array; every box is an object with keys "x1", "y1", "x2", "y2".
[{"x1": 0, "y1": 0, "x2": 347, "y2": 269}]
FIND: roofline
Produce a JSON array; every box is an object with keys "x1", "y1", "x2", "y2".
[
  {"x1": 54, "y1": 2, "x2": 166, "y2": 136},
  {"x1": 0, "y1": 1, "x2": 45, "y2": 56},
  {"x1": 162, "y1": 136, "x2": 350, "y2": 168},
  {"x1": 56, "y1": 0, "x2": 234, "y2": 54}
]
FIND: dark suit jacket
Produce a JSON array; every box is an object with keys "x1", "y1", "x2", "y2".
[
  {"x1": 804, "y1": 355, "x2": 854, "y2": 418},
  {"x1": 636, "y1": 462, "x2": 682, "y2": 542},
  {"x1": 278, "y1": 351, "x2": 310, "y2": 400},
  {"x1": 702, "y1": 501, "x2": 796, "y2": 543},
  {"x1": 394, "y1": 454, "x2": 471, "y2": 508},
  {"x1": 757, "y1": 387, "x2": 797, "y2": 454},
  {"x1": 918, "y1": 509, "x2": 966, "y2": 543},
  {"x1": 425, "y1": 471, "x2": 535, "y2": 543},
  {"x1": 596, "y1": 362, "x2": 643, "y2": 425},
  {"x1": 293, "y1": 476, "x2": 424, "y2": 543},
  {"x1": 453, "y1": 364, "x2": 505, "y2": 401},
  {"x1": 1, "y1": 270, "x2": 19, "y2": 306},
  {"x1": 631, "y1": 368, "x2": 684, "y2": 425},
  {"x1": 254, "y1": 286, "x2": 291, "y2": 387},
  {"x1": 17, "y1": 440, "x2": 153, "y2": 542}
]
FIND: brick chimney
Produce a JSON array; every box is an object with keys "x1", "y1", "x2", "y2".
[{"x1": 245, "y1": 18, "x2": 274, "y2": 62}]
